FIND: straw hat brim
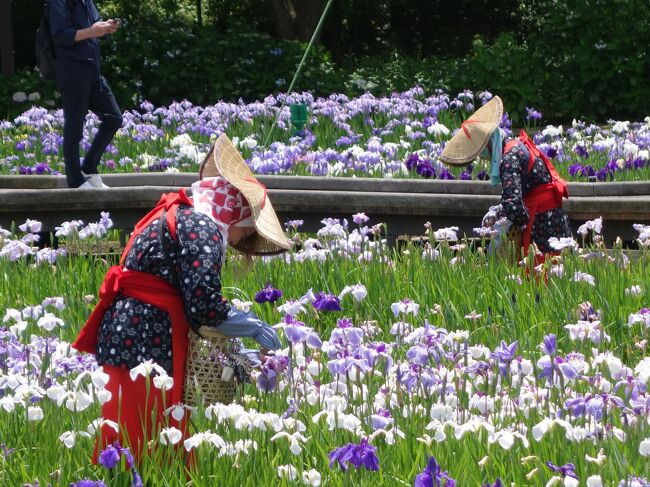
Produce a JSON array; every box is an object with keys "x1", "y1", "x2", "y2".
[
  {"x1": 198, "y1": 134, "x2": 290, "y2": 255},
  {"x1": 438, "y1": 96, "x2": 503, "y2": 166}
]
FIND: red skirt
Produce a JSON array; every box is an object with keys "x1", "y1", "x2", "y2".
[{"x1": 94, "y1": 366, "x2": 190, "y2": 463}]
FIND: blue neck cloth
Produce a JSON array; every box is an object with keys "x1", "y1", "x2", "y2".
[{"x1": 480, "y1": 129, "x2": 503, "y2": 186}]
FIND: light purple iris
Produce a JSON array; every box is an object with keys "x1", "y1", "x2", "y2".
[
  {"x1": 525, "y1": 106, "x2": 543, "y2": 121},
  {"x1": 541, "y1": 334, "x2": 556, "y2": 355},
  {"x1": 282, "y1": 315, "x2": 322, "y2": 348},
  {"x1": 371, "y1": 408, "x2": 394, "y2": 430},
  {"x1": 493, "y1": 340, "x2": 518, "y2": 362},
  {"x1": 539, "y1": 355, "x2": 580, "y2": 382},
  {"x1": 329, "y1": 327, "x2": 364, "y2": 347},
  {"x1": 256, "y1": 355, "x2": 289, "y2": 392},
  {"x1": 406, "y1": 345, "x2": 429, "y2": 366},
  {"x1": 546, "y1": 461, "x2": 578, "y2": 480}
]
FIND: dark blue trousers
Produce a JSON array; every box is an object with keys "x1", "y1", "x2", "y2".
[{"x1": 57, "y1": 60, "x2": 123, "y2": 188}]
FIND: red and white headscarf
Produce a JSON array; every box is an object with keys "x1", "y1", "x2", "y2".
[
  {"x1": 191, "y1": 177, "x2": 254, "y2": 258},
  {"x1": 191, "y1": 177, "x2": 254, "y2": 227}
]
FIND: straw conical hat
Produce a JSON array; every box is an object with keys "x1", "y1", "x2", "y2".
[
  {"x1": 439, "y1": 96, "x2": 503, "y2": 166},
  {"x1": 199, "y1": 134, "x2": 290, "y2": 255}
]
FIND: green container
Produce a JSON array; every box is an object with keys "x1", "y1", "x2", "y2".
[{"x1": 290, "y1": 103, "x2": 308, "y2": 134}]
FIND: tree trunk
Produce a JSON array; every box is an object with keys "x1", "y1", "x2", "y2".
[
  {"x1": 295, "y1": 0, "x2": 326, "y2": 42},
  {"x1": 267, "y1": 0, "x2": 326, "y2": 42},
  {"x1": 267, "y1": 0, "x2": 297, "y2": 40},
  {"x1": 0, "y1": 0, "x2": 15, "y2": 77}
]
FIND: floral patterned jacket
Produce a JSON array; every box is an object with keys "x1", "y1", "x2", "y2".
[
  {"x1": 96, "y1": 206, "x2": 230, "y2": 374},
  {"x1": 498, "y1": 140, "x2": 572, "y2": 253}
]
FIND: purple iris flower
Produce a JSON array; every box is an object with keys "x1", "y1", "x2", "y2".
[
  {"x1": 328, "y1": 438, "x2": 379, "y2": 472},
  {"x1": 438, "y1": 167, "x2": 455, "y2": 180},
  {"x1": 69, "y1": 481, "x2": 107, "y2": 487},
  {"x1": 283, "y1": 325, "x2": 309, "y2": 343},
  {"x1": 614, "y1": 375, "x2": 646, "y2": 399},
  {"x1": 337, "y1": 318, "x2": 353, "y2": 328},
  {"x1": 254, "y1": 284, "x2": 283, "y2": 304},
  {"x1": 546, "y1": 461, "x2": 578, "y2": 480},
  {"x1": 546, "y1": 147, "x2": 558, "y2": 158},
  {"x1": 406, "y1": 345, "x2": 429, "y2": 366},
  {"x1": 1, "y1": 443, "x2": 14, "y2": 459},
  {"x1": 329, "y1": 327, "x2": 364, "y2": 347},
  {"x1": 476, "y1": 170, "x2": 489, "y2": 180},
  {"x1": 335, "y1": 136, "x2": 352, "y2": 146},
  {"x1": 256, "y1": 366, "x2": 277, "y2": 392},
  {"x1": 313, "y1": 292, "x2": 342, "y2": 312},
  {"x1": 256, "y1": 355, "x2": 288, "y2": 392},
  {"x1": 565, "y1": 395, "x2": 588, "y2": 417},
  {"x1": 327, "y1": 354, "x2": 370, "y2": 376},
  {"x1": 416, "y1": 159, "x2": 436, "y2": 178},
  {"x1": 283, "y1": 320, "x2": 322, "y2": 348},
  {"x1": 414, "y1": 456, "x2": 456, "y2": 487},
  {"x1": 574, "y1": 145, "x2": 589, "y2": 158},
  {"x1": 586, "y1": 393, "x2": 625, "y2": 420},
  {"x1": 618, "y1": 477, "x2": 650, "y2": 487},
  {"x1": 482, "y1": 480, "x2": 504, "y2": 487},
  {"x1": 582, "y1": 165, "x2": 596, "y2": 176},
  {"x1": 467, "y1": 361, "x2": 491, "y2": 376},
  {"x1": 569, "y1": 164, "x2": 584, "y2": 177},
  {"x1": 405, "y1": 153, "x2": 420, "y2": 171},
  {"x1": 132, "y1": 470, "x2": 144, "y2": 487},
  {"x1": 596, "y1": 168, "x2": 611, "y2": 181},
  {"x1": 525, "y1": 107, "x2": 542, "y2": 121},
  {"x1": 98, "y1": 444, "x2": 120, "y2": 469},
  {"x1": 492, "y1": 340, "x2": 518, "y2": 362},
  {"x1": 541, "y1": 334, "x2": 556, "y2": 355},
  {"x1": 539, "y1": 355, "x2": 579, "y2": 382},
  {"x1": 371, "y1": 408, "x2": 393, "y2": 430}
]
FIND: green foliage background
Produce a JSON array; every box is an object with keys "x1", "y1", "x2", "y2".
[{"x1": 3, "y1": 0, "x2": 650, "y2": 123}]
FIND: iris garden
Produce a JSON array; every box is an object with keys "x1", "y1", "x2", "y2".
[
  {"x1": 2, "y1": 88, "x2": 650, "y2": 181},
  {"x1": 1, "y1": 212, "x2": 649, "y2": 486},
  {"x1": 1, "y1": 87, "x2": 650, "y2": 485}
]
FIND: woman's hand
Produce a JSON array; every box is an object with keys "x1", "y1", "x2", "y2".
[{"x1": 90, "y1": 20, "x2": 118, "y2": 38}]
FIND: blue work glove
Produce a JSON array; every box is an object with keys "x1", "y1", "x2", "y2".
[{"x1": 213, "y1": 309, "x2": 282, "y2": 350}]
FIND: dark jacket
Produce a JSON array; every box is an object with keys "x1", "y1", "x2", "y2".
[{"x1": 48, "y1": 0, "x2": 101, "y2": 64}]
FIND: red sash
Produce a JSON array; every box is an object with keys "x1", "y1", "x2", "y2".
[
  {"x1": 504, "y1": 130, "x2": 569, "y2": 251},
  {"x1": 72, "y1": 189, "x2": 194, "y2": 400}
]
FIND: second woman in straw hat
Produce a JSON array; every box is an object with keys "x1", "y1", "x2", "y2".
[
  {"x1": 439, "y1": 96, "x2": 572, "y2": 263},
  {"x1": 71, "y1": 134, "x2": 289, "y2": 467}
]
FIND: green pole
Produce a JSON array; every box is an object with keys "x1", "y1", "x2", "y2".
[{"x1": 263, "y1": 0, "x2": 335, "y2": 146}]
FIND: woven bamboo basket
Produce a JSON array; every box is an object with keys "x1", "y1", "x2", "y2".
[{"x1": 183, "y1": 327, "x2": 239, "y2": 406}]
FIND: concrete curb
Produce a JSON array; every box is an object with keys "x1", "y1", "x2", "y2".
[{"x1": 1, "y1": 175, "x2": 649, "y2": 243}]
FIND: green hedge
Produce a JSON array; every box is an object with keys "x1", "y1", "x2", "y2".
[{"x1": 2, "y1": 0, "x2": 649, "y2": 122}]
